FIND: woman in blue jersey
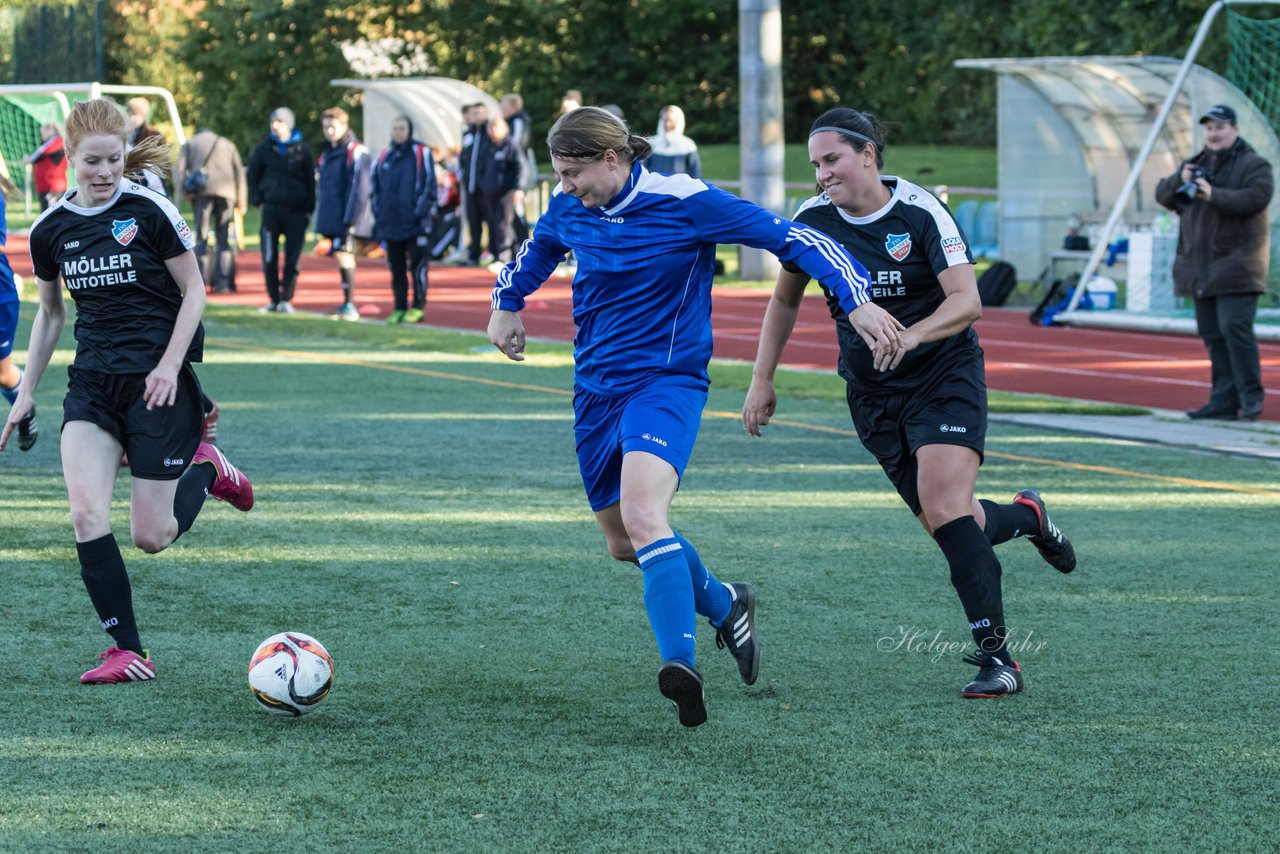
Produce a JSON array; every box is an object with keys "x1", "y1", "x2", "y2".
[
  {"x1": 488, "y1": 106, "x2": 903, "y2": 727},
  {"x1": 743, "y1": 108, "x2": 1076, "y2": 699},
  {"x1": 0, "y1": 193, "x2": 38, "y2": 450},
  {"x1": 1, "y1": 98, "x2": 254, "y2": 685}
]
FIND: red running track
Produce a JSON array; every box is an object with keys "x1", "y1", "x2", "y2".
[{"x1": 7, "y1": 236, "x2": 1278, "y2": 420}]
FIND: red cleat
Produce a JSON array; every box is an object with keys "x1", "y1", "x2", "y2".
[
  {"x1": 192, "y1": 442, "x2": 254, "y2": 511},
  {"x1": 80, "y1": 647, "x2": 156, "y2": 684}
]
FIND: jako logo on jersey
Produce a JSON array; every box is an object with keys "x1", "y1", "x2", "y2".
[
  {"x1": 641, "y1": 433, "x2": 668, "y2": 447},
  {"x1": 939, "y1": 424, "x2": 968, "y2": 434},
  {"x1": 63, "y1": 239, "x2": 80, "y2": 251},
  {"x1": 112, "y1": 218, "x2": 139, "y2": 246},
  {"x1": 885, "y1": 232, "x2": 911, "y2": 261},
  {"x1": 601, "y1": 215, "x2": 624, "y2": 224}
]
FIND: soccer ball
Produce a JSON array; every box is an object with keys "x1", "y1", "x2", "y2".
[{"x1": 248, "y1": 632, "x2": 334, "y2": 717}]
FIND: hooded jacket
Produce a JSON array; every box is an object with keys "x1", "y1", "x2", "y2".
[
  {"x1": 1155, "y1": 137, "x2": 1273, "y2": 298},
  {"x1": 645, "y1": 106, "x2": 701, "y2": 179},
  {"x1": 371, "y1": 136, "x2": 438, "y2": 241},
  {"x1": 247, "y1": 129, "x2": 315, "y2": 213},
  {"x1": 316, "y1": 130, "x2": 373, "y2": 239}
]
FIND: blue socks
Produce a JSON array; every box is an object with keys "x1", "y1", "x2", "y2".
[
  {"x1": 636, "y1": 538, "x2": 696, "y2": 668},
  {"x1": 673, "y1": 532, "x2": 733, "y2": 625}
]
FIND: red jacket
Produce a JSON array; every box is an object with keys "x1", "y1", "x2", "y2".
[{"x1": 30, "y1": 135, "x2": 68, "y2": 194}]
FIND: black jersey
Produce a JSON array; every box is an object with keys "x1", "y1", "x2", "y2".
[
  {"x1": 29, "y1": 182, "x2": 201, "y2": 374},
  {"x1": 783, "y1": 177, "x2": 978, "y2": 396}
]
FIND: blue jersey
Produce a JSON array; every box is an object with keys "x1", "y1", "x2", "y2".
[
  {"x1": 0, "y1": 195, "x2": 16, "y2": 305},
  {"x1": 491, "y1": 162, "x2": 872, "y2": 395}
]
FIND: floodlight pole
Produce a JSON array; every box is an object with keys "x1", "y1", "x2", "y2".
[
  {"x1": 1059, "y1": 0, "x2": 1280, "y2": 317},
  {"x1": 738, "y1": 0, "x2": 785, "y2": 282}
]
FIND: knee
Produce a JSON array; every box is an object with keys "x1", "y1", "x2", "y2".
[
  {"x1": 618, "y1": 502, "x2": 666, "y2": 546},
  {"x1": 605, "y1": 538, "x2": 637, "y2": 563},
  {"x1": 131, "y1": 524, "x2": 174, "y2": 555},
  {"x1": 68, "y1": 505, "x2": 111, "y2": 541}
]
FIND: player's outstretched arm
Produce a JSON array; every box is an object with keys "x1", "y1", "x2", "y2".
[
  {"x1": 1, "y1": 275, "x2": 64, "y2": 451},
  {"x1": 744, "y1": 268, "x2": 808, "y2": 437},
  {"x1": 488, "y1": 310, "x2": 527, "y2": 362}
]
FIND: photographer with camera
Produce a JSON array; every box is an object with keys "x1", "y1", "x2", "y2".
[{"x1": 1157, "y1": 104, "x2": 1273, "y2": 421}]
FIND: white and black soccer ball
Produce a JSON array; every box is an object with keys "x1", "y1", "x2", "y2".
[{"x1": 248, "y1": 632, "x2": 334, "y2": 717}]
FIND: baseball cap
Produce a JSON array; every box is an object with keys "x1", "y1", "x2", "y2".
[{"x1": 1199, "y1": 104, "x2": 1237, "y2": 125}]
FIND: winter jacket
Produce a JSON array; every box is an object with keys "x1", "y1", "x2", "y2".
[
  {"x1": 477, "y1": 136, "x2": 527, "y2": 198},
  {"x1": 247, "y1": 131, "x2": 315, "y2": 213},
  {"x1": 316, "y1": 131, "x2": 373, "y2": 239},
  {"x1": 459, "y1": 122, "x2": 491, "y2": 194},
  {"x1": 371, "y1": 139, "x2": 438, "y2": 241},
  {"x1": 1156, "y1": 138, "x2": 1273, "y2": 299},
  {"x1": 176, "y1": 129, "x2": 247, "y2": 208}
]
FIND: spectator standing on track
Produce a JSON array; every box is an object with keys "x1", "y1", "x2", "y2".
[
  {"x1": 372, "y1": 116, "x2": 437, "y2": 324},
  {"x1": 501, "y1": 93, "x2": 536, "y2": 243},
  {"x1": 479, "y1": 116, "x2": 529, "y2": 270},
  {"x1": 1156, "y1": 104, "x2": 1274, "y2": 422},
  {"x1": 459, "y1": 103, "x2": 491, "y2": 266},
  {"x1": 315, "y1": 107, "x2": 373, "y2": 322},
  {"x1": 175, "y1": 126, "x2": 247, "y2": 294},
  {"x1": 247, "y1": 107, "x2": 314, "y2": 314},
  {"x1": 25, "y1": 123, "x2": 69, "y2": 210}
]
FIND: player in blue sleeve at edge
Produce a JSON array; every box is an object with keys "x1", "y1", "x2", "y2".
[{"x1": 488, "y1": 106, "x2": 903, "y2": 727}]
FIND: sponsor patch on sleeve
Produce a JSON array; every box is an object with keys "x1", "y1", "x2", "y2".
[
  {"x1": 942, "y1": 235, "x2": 967, "y2": 256},
  {"x1": 176, "y1": 219, "x2": 194, "y2": 246}
]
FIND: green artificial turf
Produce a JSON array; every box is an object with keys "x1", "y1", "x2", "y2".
[{"x1": 1, "y1": 308, "x2": 1276, "y2": 851}]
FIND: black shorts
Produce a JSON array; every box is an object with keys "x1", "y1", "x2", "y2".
[
  {"x1": 63, "y1": 364, "x2": 204, "y2": 481},
  {"x1": 847, "y1": 351, "x2": 988, "y2": 516}
]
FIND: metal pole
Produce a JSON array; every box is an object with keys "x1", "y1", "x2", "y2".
[
  {"x1": 1059, "y1": 0, "x2": 1280, "y2": 316},
  {"x1": 738, "y1": 0, "x2": 784, "y2": 282},
  {"x1": 95, "y1": 0, "x2": 105, "y2": 84}
]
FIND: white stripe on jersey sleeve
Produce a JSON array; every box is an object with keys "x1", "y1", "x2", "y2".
[
  {"x1": 787, "y1": 225, "x2": 872, "y2": 304},
  {"x1": 122, "y1": 182, "x2": 197, "y2": 251},
  {"x1": 894, "y1": 178, "x2": 970, "y2": 268}
]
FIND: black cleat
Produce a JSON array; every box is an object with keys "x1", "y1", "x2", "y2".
[
  {"x1": 713, "y1": 582, "x2": 760, "y2": 685},
  {"x1": 1013, "y1": 489, "x2": 1075, "y2": 573},
  {"x1": 961, "y1": 651, "x2": 1024, "y2": 699},
  {"x1": 17, "y1": 402, "x2": 37, "y2": 451},
  {"x1": 658, "y1": 661, "x2": 707, "y2": 728}
]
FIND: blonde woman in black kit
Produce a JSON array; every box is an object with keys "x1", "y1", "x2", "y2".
[{"x1": 2, "y1": 98, "x2": 254, "y2": 685}]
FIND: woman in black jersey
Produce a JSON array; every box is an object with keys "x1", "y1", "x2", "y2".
[
  {"x1": 0, "y1": 98, "x2": 254, "y2": 685},
  {"x1": 742, "y1": 108, "x2": 1076, "y2": 698}
]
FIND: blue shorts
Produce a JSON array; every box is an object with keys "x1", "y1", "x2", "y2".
[
  {"x1": 573, "y1": 373, "x2": 709, "y2": 511},
  {"x1": 0, "y1": 300, "x2": 17, "y2": 361}
]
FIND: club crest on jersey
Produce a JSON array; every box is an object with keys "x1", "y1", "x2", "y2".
[
  {"x1": 112, "y1": 218, "x2": 139, "y2": 246},
  {"x1": 885, "y1": 232, "x2": 911, "y2": 262}
]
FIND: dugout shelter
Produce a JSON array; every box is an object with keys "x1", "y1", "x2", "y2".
[
  {"x1": 955, "y1": 55, "x2": 1280, "y2": 286},
  {"x1": 330, "y1": 77, "x2": 500, "y2": 156}
]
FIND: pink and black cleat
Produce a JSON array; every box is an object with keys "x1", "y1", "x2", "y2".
[
  {"x1": 80, "y1": 647, "x2": 156, "y2": 684},
  {"x1": 192, "y1": 442, "x2": 254, "y2": 511}
]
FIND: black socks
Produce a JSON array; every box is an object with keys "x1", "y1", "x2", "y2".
[
  {"x1": 979, "y1": 499, "x2": 1039, "y2": 546},
  {"x1": 934, "y1": 515, "x2": 1009, "y2": 662},
  {"x1": 173, "y1": 462, "x2": 216, "y2": 539},
  {"x1": 77, "y1": 534, "x2": 142, "y2": 654}
]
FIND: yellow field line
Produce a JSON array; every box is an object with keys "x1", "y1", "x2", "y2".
[{"x1": 211, "y1": 338, "x2": 1280, "y2": 497}]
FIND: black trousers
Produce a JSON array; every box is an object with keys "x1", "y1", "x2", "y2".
[
  {"x1": 483, "y1": 191, "x2": 516, "y2": 264},
  {"x1": 384, "y1": 237, "x2": 428, "y2": 311},
  {"x1": 259, "y1": 204, "x2": 309, "y2": 304},
  {"x1": 192, "y1": 195, "x2": 236, "y2": 291},
  {"x1": 463, "y1": 187, "x2": 487, "y2": 264},
  {"x1": 1194, "y1": 292, "x2": 1264, "y2": 412}
]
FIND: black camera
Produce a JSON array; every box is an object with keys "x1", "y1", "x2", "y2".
[{"x1": 1174, "y1": 166, "x2": 1209, "y2": 209}]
